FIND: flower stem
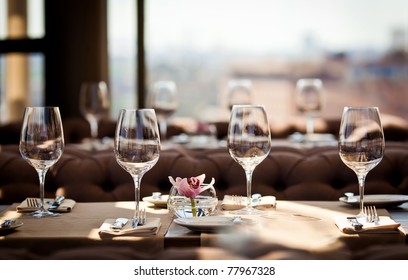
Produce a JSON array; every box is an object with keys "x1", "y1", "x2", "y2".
[{"x1": 190, "y1": 198, "x2": 197, "y2": 217}]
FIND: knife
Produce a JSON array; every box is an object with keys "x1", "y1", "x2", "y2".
[{"x1": 48, "y1": 196, "x2": 65, "y2": 211}]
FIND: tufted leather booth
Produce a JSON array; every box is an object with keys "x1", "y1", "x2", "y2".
[{"x1": 1, "y1": 142, "x2": 408, "y2": 205}]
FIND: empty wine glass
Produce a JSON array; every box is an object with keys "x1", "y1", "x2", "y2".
[
  {"x1": 79, "y1": 81, "x2": 110, "y2": 146},
  {"x1": 295, "y1": 79, "x2": 324, "y2": 137},
  {"x1": 227, "y1": 79, "x2": 252, "y2": 111},
  {"x1": 19, "y1": 107, "x2": 65, "y2": 218},
  {"x1": 114, "y1": 109, "x2": 161, "y2": 227},
  {"x1": 227, "y1": 105, "x2": 272, "y2": 215},
  {"x1": 148, "y1": 81, "x2": 178, "y2": 140},
  {"x1": 339, "y1": 107, "x2": 385, "y2": 219}
]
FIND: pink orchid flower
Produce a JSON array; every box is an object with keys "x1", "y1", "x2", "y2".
[{"x1": 168, "y1": 174, "x2": 214, "y2": 199}]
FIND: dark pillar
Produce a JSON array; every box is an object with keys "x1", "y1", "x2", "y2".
[{"x1": 44, "y1": 0, "x2": 108, "y2": 119}]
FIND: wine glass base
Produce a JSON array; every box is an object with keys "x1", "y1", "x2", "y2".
[
  {"x1": 230, "y1": 207, "x2": 264, "y2": 215},
  {"x1": 28, "y1": 210, "x2": 61, "y2": 218}
]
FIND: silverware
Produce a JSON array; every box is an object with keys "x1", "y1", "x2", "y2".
[
  {"x1": 138, "y1": 208, "x2": 146, "y2": 225},
  {"x1": 131, "y1": 208, "x2": 146, "y2": 228},
  {"x1": 347, "y1": 216, "x2": 363, "y2": 231},
  {"x1": 364, "y1": 206, "x2": 379, "y2": 223},
  {"x1": 0, "y1": 219, "x2": 14, "y2": 228},
  {"x1": 27, "y1": 198, "x2": 39, "y2": 208},
  {"x1": 110, "y1": 218, "x2": 129, "y2": 230},
  {"x1": 48, "y1": 195, "x2": 65, "y2": 211}
]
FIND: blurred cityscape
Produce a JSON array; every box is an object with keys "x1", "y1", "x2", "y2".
[{"x1": 141, "y1": 27, "x2": 408, "y2": 127}]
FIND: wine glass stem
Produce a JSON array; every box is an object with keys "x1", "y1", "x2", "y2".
[
  {"x1": 158, "y1": 118, "x2": 167, "y2": 140},
  {"x1": 306, "y1": 116, "x2": 314, "y2": 135},
  {"x1": 132, "y1": 175, "x2": 141, "y2": 228},
  {"x1": 37, "y1": 169, "x2": 47, "y2": 212},
  {"x1": 245, "y1": 169, "x2": 254, "y2": 208},
  {"x1": 89, "y1": 118, "x2": 99, "y2": 139},
  {"x1": 357, "y1": 173, "x2": 366, "y2": 218}
]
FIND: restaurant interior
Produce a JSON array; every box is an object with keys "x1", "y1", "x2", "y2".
[{"x1": 0, "y1": 0, "x2": 408, "y2": 260}]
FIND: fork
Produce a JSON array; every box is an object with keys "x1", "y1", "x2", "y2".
[
  {"x1": 27, "y1": 198, "x2": 40, "y2": 208},
  {"x1": 364, "y1": 206, "x2": 379, "y2": 223},
  {"x1": 132, "y1": 208, "x2": 147, "y2": 228}
]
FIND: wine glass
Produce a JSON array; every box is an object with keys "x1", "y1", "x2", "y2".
[
  {"x1": 227, "y1": 79, "x2": 252, "y2": 111},
  {"x1": 79, "y1": 81, "x2": 110, "y2": 146},
  {"x1": 295, "y1": 79, "x2": 324, "y2": 137},
  {"x1": 227, "y1": 105, "x2": 272, "y2": 215},
  {"x1": 114, "y1": 109, "x2": 161, "y2": 227},
  {"x1": 339, "y1": 107, "x2": 385, "y2": 219},
  {"x1": 19, "y1": 107, "x2": 65, "y2": 218},
  {"x1": 148, "y1": 81, "x2": 178, "y2": 140}
]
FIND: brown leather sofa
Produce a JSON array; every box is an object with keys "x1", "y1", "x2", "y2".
[{"x1": 1, "y1": 142, "x2": 408, "y2": 205}]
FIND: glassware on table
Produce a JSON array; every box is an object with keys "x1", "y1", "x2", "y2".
[
  {"x1": 295, "y1": 78, "x2": 324, "y2": 138},
  {"x1": 19, "y1": 107, "x2": 65, "y2": 218},
  {"x1": 338, "y1": 107, "x2": 385, "y2": 219},
  {"x1": 148, "y1": 81, "x2": 178, "y2": 140},
  {"x1": 114, "y1": 109, "x2": 161, "y2": 228},
  {"x1": 227, "y1": 105, "x2": 272, "y2": 215},
  {"x1": 227, "y1": 79, "x2": 252, "y2": 111},
  {"x1": 79, "y1": 81, "x2": 110, "y2": 146}
]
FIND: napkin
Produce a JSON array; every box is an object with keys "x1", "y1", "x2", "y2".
[
  {"x1": 221, "y1": 195, "x2": 276, "y2": 210},
  {"x1": 333, "y1": 216, "x2": 401, "y2": 234},
  {"x1": 16, "y1": 197, "x2": 76, "y2": 213},
  {"x1": 98, "y1": 218, "x2": 161, "y2": 237}
]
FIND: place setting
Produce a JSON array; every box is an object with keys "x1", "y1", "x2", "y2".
[
  {"x1": 16, "y1": 196, "x2": 76, "y2": 214},
  {"x1": 98, "y1": 108, "x2": 163, "y2": 237},
  {"x1": 334, "y1": 107, "x2": 401, "y2": 234}
]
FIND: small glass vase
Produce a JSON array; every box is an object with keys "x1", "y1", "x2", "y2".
[{"x1": 168, "y1": 184, "x2": 218, "y2": 218}]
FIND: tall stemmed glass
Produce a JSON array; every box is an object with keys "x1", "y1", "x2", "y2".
[
  {"x1": 295, "y1": 79, "x2": 324, "y2": 137},
  {"x1": 227, "y1": 79, "x2": 253, "y2": 111},
  {"x1": 79, "y1": 81, "x2": 110, "y2": 145},
  {"x1": 339, "y1": 107, "x2": 385, "y2": 219},
  {"x1": 19, "y1": 107, "x2": 65, "y2": 218},
  {"x1": 148, "y1": 81, "x2": 178, "y2": 140},
  {"x1": 114, "y1": 109, "x2": 160, "y2": 227},
  {"x1": 227, "y1": 105, "x2": 272, "y2": 215}
]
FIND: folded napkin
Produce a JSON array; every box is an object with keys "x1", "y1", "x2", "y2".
[
  {"x1": 221, "y1": 195, "x2": 276, "y2": 210},
  {"x1": 16, "y1": 197, "x2": 76, "y2": 213},
  {"x1": 333, "y1": 216, "x2": 401, "y2": 234},
  {"x1": 98, "y1": 218, "x2": 161, "y2": 237}
]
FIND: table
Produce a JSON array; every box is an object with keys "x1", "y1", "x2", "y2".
[
  {"x1": 0, "y1": 201, "x2": 406, "y2": 259},
  {"x1": 165, "y1": 201, "x2": 407, "y2": 254},
  {"x1": 0, "y1": 201, "x2": 172, "y2": 256}
]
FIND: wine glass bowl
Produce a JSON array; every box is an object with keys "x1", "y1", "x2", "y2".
[
  {"x1": 148, "y1": 81, "x2": 178, "y2": 140},
  {"x1": 227, "y1": 79, "x2": 252, "y2": 111},
  {"x1": 114, "y1": 109, "x2": 160, "y2": 227},
  {"x1": 295, "y1": 79, "x2": 324, "y2": 137},
  {"x1": 19, "y1": 107, "x2": 65, "y2": 218},
  {"x1": 79, "y1": 81, "x2": 110, "y2": 145},
  {"x1": 338, "y1": 107, "x2": 385, "y2": 218},
  {"x1": 227, "y1": 105, "x2": 272, "y2": 215}
]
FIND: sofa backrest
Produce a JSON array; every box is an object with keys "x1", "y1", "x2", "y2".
[{"x1": 1, "y1": 142, "x2": 407, "y2": 204}]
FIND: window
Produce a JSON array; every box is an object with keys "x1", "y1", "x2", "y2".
[
  {"x1": 0, "y1": 0, "x2": 45, "y2": 123},
  {"x1": 145, "y1": 0, "x2": 408, "y2": 126},
  {"x1": 107, "y1": 0, "x2": 136, "y2": 118}
]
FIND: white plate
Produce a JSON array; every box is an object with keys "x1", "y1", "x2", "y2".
[
  {"x1": 0, "y1": 220, "x2": 23, "y2": 231},
  {"x1": 142, "y1": 195, "x2": 169, "y2": 208},
  {"x1": 339, "y1": 194, "x2": 408, "y2": 207},
  {"x1": 173, "y1": 216, "x2": 254, "y2": 232}
]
